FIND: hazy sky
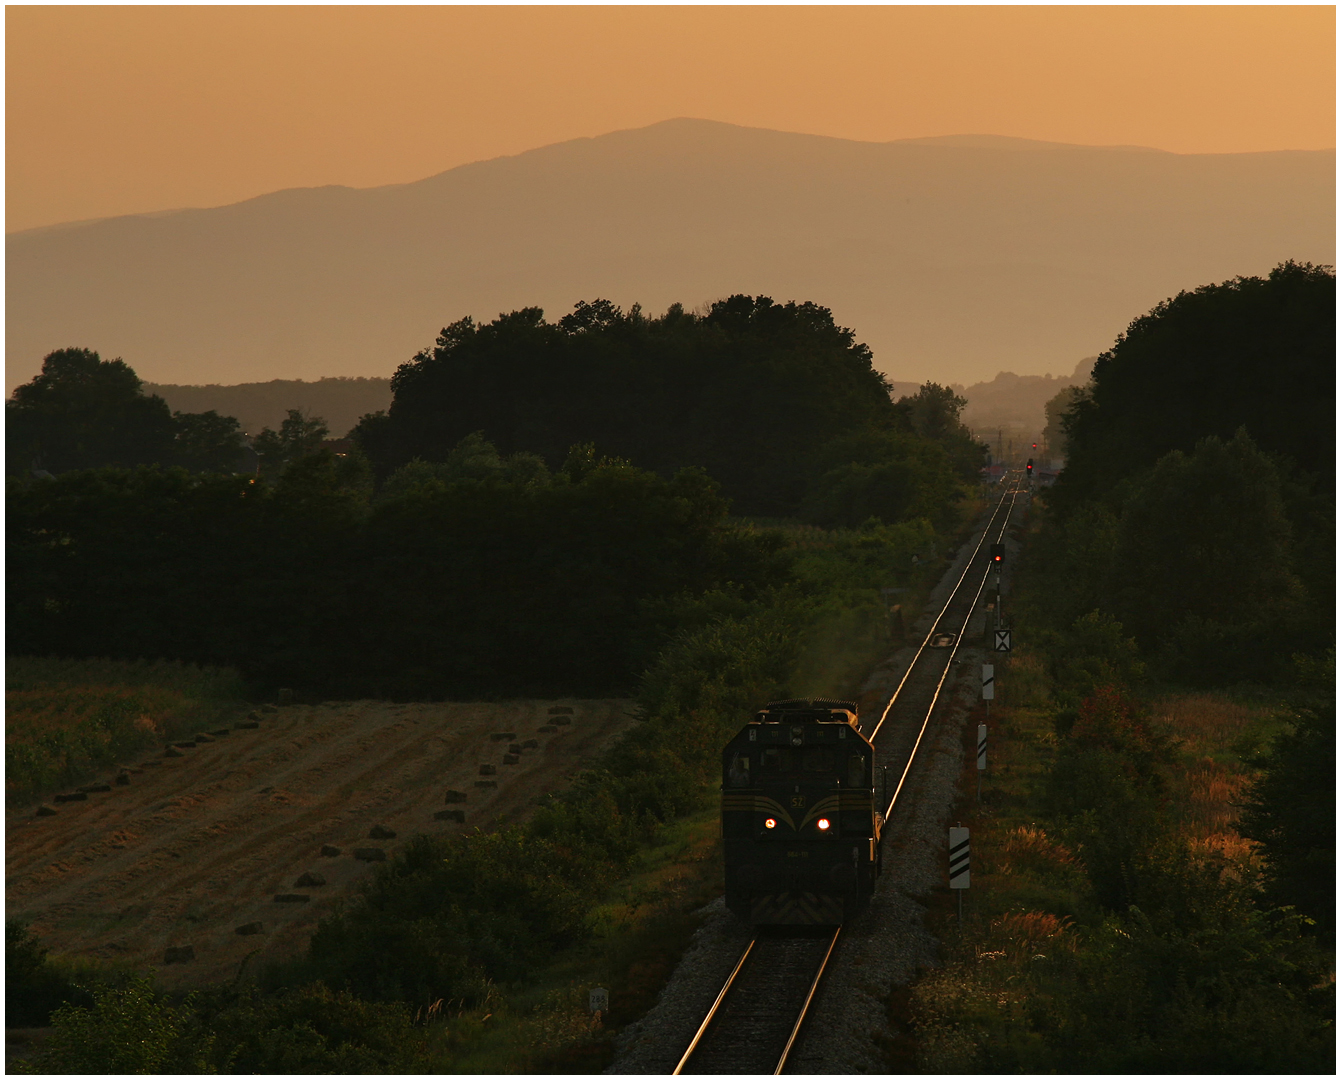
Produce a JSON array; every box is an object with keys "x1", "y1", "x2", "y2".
[{"x1": 7, "y1": 5, "x2": 1335, "y2": 233}]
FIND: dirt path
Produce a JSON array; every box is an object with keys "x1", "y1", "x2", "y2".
[{"x1": 7, "y1": 697, "x2": 636, "y2": 991}]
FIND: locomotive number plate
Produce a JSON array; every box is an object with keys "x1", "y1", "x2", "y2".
[
  {"x1": 786, "y1": 850, "x2": 809, "y2": 858},
  {"x1": 790, "y1": 795, "x2": 806, "y2": 808}
]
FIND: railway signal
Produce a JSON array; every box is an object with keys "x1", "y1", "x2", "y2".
[{"x1": 990, "y1": 542, "x2": 1005, "y2": 566}]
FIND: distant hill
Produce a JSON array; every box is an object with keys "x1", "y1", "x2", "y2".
[
  {"x1": 959, "y1": 357, "x2": 1095, "y2": 436},
  {"x1": 144, "y1": 377, "x2": 391, "y2": 438},
  {"x1": 7, "y1": 118, "x2": 1333, "y2": 393}
]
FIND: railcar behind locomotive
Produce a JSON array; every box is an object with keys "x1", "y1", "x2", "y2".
[{"x1": 721, "y1": 699, "x2": 883, "y2": 925}]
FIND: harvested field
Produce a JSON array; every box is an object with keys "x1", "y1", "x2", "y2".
[{"x1": 6, "y1": 697, "x2": 635, "y2": 991}]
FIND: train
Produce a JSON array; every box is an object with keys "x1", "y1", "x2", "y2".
[{"x1": 721, "y1": 698, "x2": 883, "y2": 925}]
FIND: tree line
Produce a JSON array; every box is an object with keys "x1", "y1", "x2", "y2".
[{"x1": 7, "y1": 295, "x2": 986, "y2": 697}]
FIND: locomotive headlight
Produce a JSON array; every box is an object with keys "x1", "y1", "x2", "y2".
[
  {"x1": 764, "y1": 817, "x2": 777, "y2": 829},
  {"x1": 817, "y1": 817, "x2": 831, "y2": 831}
]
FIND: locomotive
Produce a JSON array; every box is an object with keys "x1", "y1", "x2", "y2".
[{"x1": 721, "y1": 699, "x2": 883, "y2": 925}]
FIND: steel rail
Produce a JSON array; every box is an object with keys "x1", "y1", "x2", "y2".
[
  {"x1": 867, "y1": 482, "x2": 1017, "y2": 743},
  {"x1": 671, "y1": 937, "x2": 757, "y2": 1075},
  {"x1": 880, "y1": 483, "x2": 1020, "y2": 820},
  {"x1": 772, "y1": 926, "x2": 842, "y2": 1075}
]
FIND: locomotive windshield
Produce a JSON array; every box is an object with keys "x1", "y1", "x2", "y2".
[
  {"x1": 751, "y1": 746, "x2": 867, "y2": 781},
  {"x1": 727, "y1": 751, "x2": 751, "y2": 787}
]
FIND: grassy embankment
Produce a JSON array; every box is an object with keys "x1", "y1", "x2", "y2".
[
  {"x1": 6, "y1": 657, "x2": 252, "y2": 808},
  {"x1": 896, "y1": 509, "x2": 1334, "y2": 1073},
  {"x1": 7, "y1": 495, "x2": 988, "y2": 1073}
]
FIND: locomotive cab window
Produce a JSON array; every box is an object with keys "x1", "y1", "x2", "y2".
[
  {"x1": 727, "y1": 752, "x2": 752, "y2": 788},
  {"x1": 848, "y1": 754, "x2": 867, "y2": 787},
  {"x1": 761, "y1": 748, "x2": 787, "y2": 774}
]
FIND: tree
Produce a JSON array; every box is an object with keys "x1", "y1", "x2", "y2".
[
  {"x1": 6, "y1": 348, "x2": 177, "y2": 473},
  {"x1": 1107, "y1": 431, "x2": 1301, "y2": 664},
  {"x1": 353, "y1": 296, "x2": 920, "y2": 517},
  {"x1": 1237, "y1": 703, "x2": 1335, "y2": 942},
  {"x1": 893, "y1": 382, "x2": 987, "y2": 480},
  {"x1": 253, "y1": 409, "x2": 329, "y2": 474},
  {"x1": 1054, "y1": 261, "x2": 1335, "y2": 514},
  {"x1": 172, "y1": 410, "x2": 248, "y2": 473}
]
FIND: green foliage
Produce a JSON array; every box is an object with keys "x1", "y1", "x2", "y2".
[
  {"x1": 1109, "y1": 430, "x2": 1301, "y2": 655},
  {"x1": 1238, "y1": 701, "x2": 1336, "y2": 942},
  {"x1": 1046, "y1": 610, "x2": 1145, "y2": 709},
  {"x1": 7, "y1": 348, "x2": 178, "y2": 474},
  {"x1": 16, "y1": 976, "x2": 212, "y2": 1074},
  {"x1": 6, "y1": 921, "x2": 94, "y2": 1027},
  {"x1": 912, "y1": 587, "x2": 1334, "y2": 1072},
  {"x1": 355, "y1": 295, "x2": 966, "y2": 521},
  {"x1": 170, "y1": 410, "x2": 248, "y2": 474},
  {"x1": 8, "y1": 439, "x2": 783, "y2": 699},
  {"x1": 892, "y1": 381, "x2": 987, "y2": 480},
  {"x1": 6, "y1": 656, "x2": 250, "y2": 805},
  {"x1": 252, "y1": 408, "x2": 329, "y2": 473},
  {"x1": 1054, "y1": 260, "x2": 1335, "y2": 514}
]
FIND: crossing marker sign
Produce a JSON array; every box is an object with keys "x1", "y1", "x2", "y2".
[{"x1": 993, "y1": 629, "x2": 1012, "y2": 652}]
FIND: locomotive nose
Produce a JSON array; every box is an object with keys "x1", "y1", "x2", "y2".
[{"x1": 827, "y1": 862, "x2": 857, "y2": 889}]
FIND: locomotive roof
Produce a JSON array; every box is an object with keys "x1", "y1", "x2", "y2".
[{"x1": 751, "y1": 698, "x2": 860, "y2": 726}]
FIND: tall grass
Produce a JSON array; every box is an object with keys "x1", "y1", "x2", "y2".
[{"x1": 6, "y1": 656, "x2": 250, "y2": 806}]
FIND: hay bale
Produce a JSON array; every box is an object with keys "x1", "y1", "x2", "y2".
[
  {"x1": 552, "y1": 716, "x2": 571, "y2": 726},
  {"x1": 235, "y1": 721, "x2": 259, "y2": 730},
  {"x1": 478, "y1": 764, "x2": 497, "y2": 776},
  {"x1": 54, "y1": 792, "x2": 87, "y2": 803},
  {"x1": 172, "y1": 741, "x2": 197, "y2": 749},
  {"x1": 474, "y1": 780, "x2": 498, "y2": 789},
  {"x1": 320, "y1": 844, "x2": 342, "y2": 857},
  {"x1": 273, "y1": 893, "x2": 310, "y2": 904},
  {"x1": 193, "y1": 732, "x2": 216, "y2": 743},
  {"x1": 508, "y1": 743, "x2": 523, "y2": 754},
  {"x1": 489, "y1": 732, "x2": 517, "y2": 742},
  {"x1": 434, "y1": 809, "x2": 466, "y2": 823},
  {"x1": 548, "y1": 706, "x2": 574, "y2": 715},
  {"x1": 115, "y1": 772, "x2": 131, "y2": 786},
  {"x1": 164, "y1": 945, "x2": 195, "y2": 964},
  {"x1": 77, "y1": 783, "x2": 112, "y2": 793},
  {"x1": 259, "y1": 704, "x2": 279, "y2": 714},
  {"x1": 368, "y1": 825, "x2": 397, "y2": 840},
  {"x1": 35, "y1": 804, "x2": 58, "y2": 817},
  {"x1": 443, "y1": 790, "x2": 468, "y2": 804},
  {"x1": 522, "y1": 739, "x2": 539, "y2": 750},
  {"x1": 538, "y1": 725, "x2": 558, "y2": 734},
  {"x1": 353, "y1": 848, "x2": 386, "y2": 862},
  {"x1": 210, "y1": 729, "x2": 231, "y2": 738},
  {"x1": 294, "y1": 872, "x2": 326, "y2": 888},
  {"x1": 235, "y1": 922, "x2": 264, "y2": 936},
  {"x1": 503, "y1": 754, "x2": 519, "y2": 765}
]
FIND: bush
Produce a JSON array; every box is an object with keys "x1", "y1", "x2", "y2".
[{"x1": 6, "y1": 921, "x2": 94, "y2": 1027}]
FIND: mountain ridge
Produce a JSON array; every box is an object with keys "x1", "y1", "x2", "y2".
[{"x1": 8, "y1": 117, "x2": 1332, "y2": 392}]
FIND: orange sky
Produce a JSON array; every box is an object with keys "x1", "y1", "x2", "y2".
[{"x1": 6, "y1": 5, "x2": 1335, "y2": 233}]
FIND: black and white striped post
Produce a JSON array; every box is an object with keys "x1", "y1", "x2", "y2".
[
  {"x1": 949, "y1": 825, "x2": 970, "y2": 924},
  {"x1": 982, "y1": 663, "x2": 994, "y2": 722},
  {"x1": 976, "y1": 722, "x2": 987, "y2": 802}
]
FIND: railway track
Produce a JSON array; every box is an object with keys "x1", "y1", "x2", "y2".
[
  {"x1": 673, "y1": 928, "x2": 840, "y2": 1075},
  {"x1": 670, "y1": 480, "x2": 1024, "y2": 1073}
]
